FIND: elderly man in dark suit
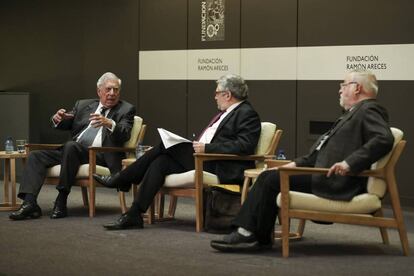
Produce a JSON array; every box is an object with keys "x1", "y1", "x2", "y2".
[
  {"x1": 211, "y1": 69, "x2": 394, "y2": 252},
  {"x1": 93, "y1": 73, "x2": 261, "y2": 230},
  {"x1": 9, "y1": 72, "x2": 136, "y2": 220}
]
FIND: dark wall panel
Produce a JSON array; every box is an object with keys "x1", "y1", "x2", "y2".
[
  {"x1": 139, "y1": 81, "x2": 187, "y2": 144},
  {"x1": 298, "y1": 0, "x2": 414, "y2": 46},
  {"x1": 241, "y1": 0, "x2": 297, "y2": 48},
  {"x1": 139, "y1": 0, "x2": 188, "y2": 50},
  {"x1": 0, "y1": 0, "x2": 84, "y2": 143},
  {"x1": 248, "y1": 81, "x2": 297, "y2": 157},
  {"x1": 83, "y1": 0, "x2": 139, "y2": 107},
  {"x1": 0, "y1": 0, "x2": 139, "y2": 144}
]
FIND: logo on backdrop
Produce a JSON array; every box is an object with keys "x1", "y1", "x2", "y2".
[
  {"x1": 345, "y1": 55, "x2": 387, "y2": 71},
  {"x1": 201, "y1": 0, "x2": 225, "y2": 42}
]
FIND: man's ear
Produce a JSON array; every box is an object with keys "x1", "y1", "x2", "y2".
[{"x1": 354, "y1": 84, "x2": 362, "y2": 95}]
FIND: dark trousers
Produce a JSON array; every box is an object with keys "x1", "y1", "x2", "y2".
[
  {"x1": 117, "y1": 142, "x2": 213, "y2": 213},
  {"x1": 18, "y1": 141, "x2": 105, "y2": 199},
  {"x1": 232, "y1": 169, "x2": 312, "y2": 245}
]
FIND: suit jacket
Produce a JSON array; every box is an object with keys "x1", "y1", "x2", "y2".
[
  {"x1": 54, "y1": 99, "x2": 136, "y2": 173},
  {"x1": 204, "y1": 101, "x2": 261, "y2": 184},
  {"x1": 294, "y1": 99, "x2": 394, "y2": 201}
]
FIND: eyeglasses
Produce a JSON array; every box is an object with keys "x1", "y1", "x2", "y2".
[
  {"x1": 103, "y1": 87, "x2": 120, "y2": 94},
  {"x1": 214, "y1": 90, "x2": 228, "y2": 96},
  {"x1": 339, "y1": 82, "x2": 358, "y2": 88}
]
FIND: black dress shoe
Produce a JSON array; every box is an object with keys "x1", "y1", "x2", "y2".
[
  {"x1": 210, "y1": 231, "x2": 271, "y2": 252},
  {"x1": 93, "y1": 173, "x2": 120, "y2": 189},
  {"x1": 9, "y1": 201, "x2": 42, "y2": 220},
  {"x1": 103, "y1": 212, "x2": 143, "y2": 230},
  {"x1": 50, "y1": 204, "x2": 67, "y2": 219}
]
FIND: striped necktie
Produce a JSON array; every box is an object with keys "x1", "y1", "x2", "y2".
[
  {"x1": 196, "y1": 111, "x2": 225, "y2": 141},
  {"x1": 78, "y1": 107, "x2": 108, "y2": 146}
]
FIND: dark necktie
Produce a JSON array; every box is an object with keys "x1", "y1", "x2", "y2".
[
  {"x1": 196, "y1": 111, "x2": 225, "y2": 141},
  {"x1": 78, "y1": 107, "x2": 107, "y2": 146},
  {"x1": 314, "y1": 112, "x2": 348, "y2": 151}
]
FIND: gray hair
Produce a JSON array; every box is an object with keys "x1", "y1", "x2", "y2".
[
  {"x1": 97, "y1": 72, "x2": 122, "y2": 90},
  {"x1": 216, "y1": 74, "x2": 248, "y2": 100},
  {"x1": 349, "y1": 69, "x2": 378, "y2": 96}
]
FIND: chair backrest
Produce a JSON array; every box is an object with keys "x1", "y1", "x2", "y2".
[
  {"x1": 367, "y1": 127, "x2": 404, "y2": 197},
  {"x1": 255, "y1": 122, "x2": 276, "y2": 155},
  {"x1": 123, "y1": 116, "x2": 146, "y2": 158},
  {"x1": 123, "y1": 116, "x2": 143, "y2": 148},
  {"x1": 255, "y1": 122, "x2": 282, "y2": 168}
]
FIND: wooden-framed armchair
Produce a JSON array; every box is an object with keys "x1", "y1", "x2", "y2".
[
  {"x1": 150, "y1": 122, "x2": 282, "y2": 232},
  {"x1": 271, "y1": 127, "x2": 409, "y2": 257},
  {"x1": 26, "y1": 116, "x2": 146, "y2": 217}
]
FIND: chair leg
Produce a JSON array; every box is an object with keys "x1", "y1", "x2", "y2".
[
  {"x1": 119, "y1": 191, "x2": 128, "y2": 214},
  {"x1": 391, "y1": 202, "x2": 410, "y2": 255},
  {"x1": 241, "y1": 176, "x2": 251, "y2": 204},
  {"x1": 81, "y1": 187, "x2": 89, "y2": 207},
  {"x1": 167, "y1": 195, "x2": 177, "y2": 218},
  {"x1": 158, "y1": 193, "x2": 165, "y2": 219},
  {"x1": 374, "y1": 209, "x2": 389, "y2": 244},
  {"x1": 88, "y1": 183, "x2": 96, "y2": 218},
  {"x1": 146, "y1": 200, "x2": 155, "y2": 224},
  {"x1": 297, "y1": 219, "x2": 306, "y2": 237},
  {"x1": 281, "y1": 208, "x2": 290, "y2": 257}
]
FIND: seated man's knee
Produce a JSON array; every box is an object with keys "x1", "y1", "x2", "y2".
[
  {"x1": 27, "y1": 151, "x2": 42, "y2": 163},
  {"x1": 62, "y1": 141, "x2": 81, "y2": 153},
  {"x1": 149, "y1": 155, "x2": 172, "y2": 173}
]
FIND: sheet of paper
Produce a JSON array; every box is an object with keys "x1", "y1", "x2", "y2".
[{"x1": 158, "y1": 128, "x2": 191, "y2": 149}]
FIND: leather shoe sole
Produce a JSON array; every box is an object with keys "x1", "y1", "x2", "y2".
[
  {"x1": 210, "y1": 240, "x2": 271, "y2": 252},
  {"x1": 50, "y1": 207, "x2": 67, "y2": 219},
  {"x1": 103, "y1": 213, "x2": 143, "y2": 231},
  {"x1": 9, "y1": 203, "x2": 42, "y2": 220},
  {"x1": 93, "y1": 173, "x2": 118, "y2": 189},
  {"x1": 103, "y1": 223, "x2": 143, "y2": 231}
]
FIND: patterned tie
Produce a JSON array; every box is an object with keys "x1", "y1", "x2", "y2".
[
  {"x1": 196, "y1": 111, "x2": 225, "y2": 141},
  {"x1": 78, "y1": 107, "x2": 107, "y2": 146}
]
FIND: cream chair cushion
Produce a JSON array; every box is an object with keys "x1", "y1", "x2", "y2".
[
  {"x1": 46, "y1": 116, "x2": 143, "y2": 179},
  {"x1": 276, "y1": 127, "x2": 403, "y2": 214},
  {"x1": 276, "y1": 191, "x2": 381, "y2": 214},
  {"x1": 164, "y1": 170, "x2": 219, "y2": 188},
  {"x1": 162, "y1": 122, "x2": 276, "y2": 189},
  {"x1": 47, "y1": 164, "x2": 110, "y2": 178}
]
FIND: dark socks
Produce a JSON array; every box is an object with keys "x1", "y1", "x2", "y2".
[
  {"x1": 24, "y1": 193, "x2": 36, "y2": 204},
  {"x1": 55, "y1": 191, "x2": 69, "y2": 207},
  {"x1": 128, "y1": 201, "x2": 143, "y2": 216}
]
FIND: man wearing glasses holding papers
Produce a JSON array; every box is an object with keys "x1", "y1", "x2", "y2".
[{"x1": 93, "y1": 74, "x2": 261, "y2": 230}]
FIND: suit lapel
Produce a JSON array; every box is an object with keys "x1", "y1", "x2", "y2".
[
  {"x1": 107, "y1": 101, "x2": 121, "y2": 119},
  {"x1": 101, "y1": 101, "x2": 122, "y2": 145},
  {"x1": 213, "y1": 101, "x2": 245, "y2": 139},
  {"x1": 329, "y1": 101, "x2": 364, "y2": 137}
]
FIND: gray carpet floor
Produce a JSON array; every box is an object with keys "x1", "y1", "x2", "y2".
[{"x1": 1, "y1": 182, "x2": 413, "y2": 276}]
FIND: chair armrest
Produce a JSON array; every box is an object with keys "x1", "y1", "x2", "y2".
[
  {"x1": 88, "y1": 146, "x2": 135, "y2": 154},
  {"x1": 194, "y1": 152, "x2": 268, "y2": 162},
  {"x1": 278, "y1": 166, "x2": 383, "y2": 178},
  {"x1": 265, "y1": 159, "x2": 292, "y2": 168},
  {"x1": 26, "y1": 143, "x2": 62, "y2": 151}
]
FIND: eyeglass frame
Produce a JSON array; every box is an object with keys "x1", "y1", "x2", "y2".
[
  {"x1": 214, "y1": 90, "x2": 230, "y2": 96},
  {"x1": 339, "y1": 81, "x2": 358, "y2": 88}
]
